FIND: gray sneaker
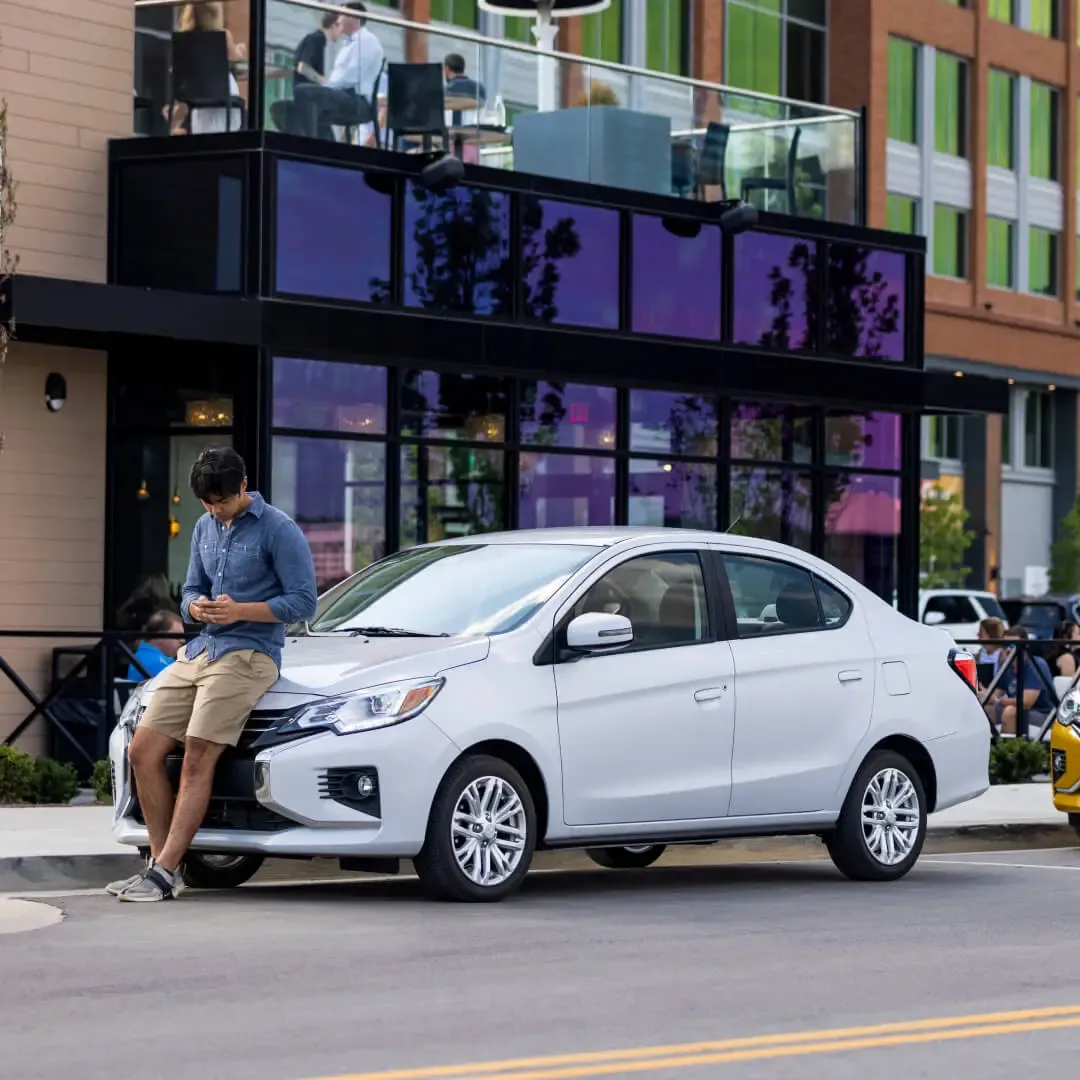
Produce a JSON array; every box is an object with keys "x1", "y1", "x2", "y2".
[
  {"x1": 118, "y1": 864, "x2": 181, "y2": 903},
  {"x1": 105, "y1": 856, "x2": 152, "y2": 897}
]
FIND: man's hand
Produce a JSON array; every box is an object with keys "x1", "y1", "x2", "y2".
[
  {"x1": 201, "y1": 595, "x2": 242, "y2": 625},
  {"x1": 188, "y1": 596, "x2": 213, "y2": 623}
]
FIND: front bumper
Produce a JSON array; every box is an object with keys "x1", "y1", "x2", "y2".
[
  {"x1": 109, "y1": 711, "x2": 460, "y2": 858},
  {"x1": 1050, "y1": 722, "x2": 1080, "y2": 813}
]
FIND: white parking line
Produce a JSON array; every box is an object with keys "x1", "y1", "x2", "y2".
[{"x1": 925, "y1": 858, "x2": 1080, "y2": 871}]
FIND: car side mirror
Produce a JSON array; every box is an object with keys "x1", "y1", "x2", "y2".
[
  {"x1": 923, "y1": 611, "x2": 947, "y2": 626},
  {"x1": 566, "y1": 612, "x2": 633, "y2": 653}
]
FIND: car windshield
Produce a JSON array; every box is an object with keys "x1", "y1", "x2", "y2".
[
  {"x1": 309, "y1": 543, "x2": 599, "y2": 637},
  {"x1": 1001, "y1": 600, "x2": 1061, "y2": 633},
  {"x1": 979, "y1": 596, "x2": 1006, "y2": 620}
]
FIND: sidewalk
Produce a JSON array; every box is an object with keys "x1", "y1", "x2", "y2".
[{"x1": 0, "y1": 785, "x2": 1072, "y2": 892}]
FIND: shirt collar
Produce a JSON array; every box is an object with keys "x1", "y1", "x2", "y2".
[{"x1": 245, "y1": 492, "x2": 266, "y2": 519}]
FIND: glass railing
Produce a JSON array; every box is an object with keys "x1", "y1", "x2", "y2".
[{"x1": 132, "y1": 0, "x2": 862, "y2": 225}]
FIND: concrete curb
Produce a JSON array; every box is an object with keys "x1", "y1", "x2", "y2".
[{"x1": 1, "y1": 821, "x2": 1075, "y2": 893}]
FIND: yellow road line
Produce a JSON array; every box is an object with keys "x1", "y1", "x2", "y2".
[{"x1": 306, "y1": 1004, "x2": 1080, "y2": 1080}]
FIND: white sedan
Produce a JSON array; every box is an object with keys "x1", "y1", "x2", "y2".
[{"x1": 109, "y1": 528, "x2": 990, "y2": 902}]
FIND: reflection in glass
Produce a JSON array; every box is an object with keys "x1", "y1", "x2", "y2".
[
  {"x1": 275, "y1": 160, "x2": 392, "y2": 303},
  {"x1": 629, "y1": 390, "x2": 718, "y2": 456},
  {"x1": 400, "y1": 371, "x2": 509, "y2": 442},
  {"x1": 400, "y1": 445, "x2": 505, "y2": 548},
  {"x1": 272, "y1": 437, "x2": 386, "y2": 590},
  {"x1": 824, "y1": 473, "x2": 901, "y2": 602},
  {"x1": 403, "y1": 181, "x2": 511, "y2": 315},
  {"x1": 732, "y1": 232, "x2": 817, "y2": 350},
  {"x1": 628, "y1": 460, "x2": 717, "y2": 530},
  {"x1": 729, "y1": 468, "x2": 812, "y2": 548},
  {"x1": 631, "y1": 215, "x2": 722, "y2": 340},
  {"x1": 731, "y1": 402, "x2": 814, "y2": 463},
  {"x1": 521, "y1": 197, "x2": 620, "y2": 329},
  {"x1": 272, "y1": 357, "x2": 387, "y2": 434},
  {"x1": 825, "y1": 412, "x2": 902, "y2": 470},
  {"x1": 827, "y1": 245, "x2": 906, "y2": 362},
  {"x1": 519, "y1": 453, "x2": 616, "y2": 528},
  {"x1": 519, "y1": 381, "x2": 617, "y2": 450}
]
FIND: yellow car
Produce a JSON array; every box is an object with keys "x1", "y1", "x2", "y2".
[{"x1": 1050, "y1": 692, "x2": 1080, "y2": 840}]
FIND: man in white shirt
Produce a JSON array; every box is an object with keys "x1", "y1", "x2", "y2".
[{"x1": 294, "y1": 1, "x2": 385, "y2": 142}]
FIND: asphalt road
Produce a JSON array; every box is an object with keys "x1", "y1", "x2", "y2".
[{"x1": 3, "y1": 848, "x2": 1080, "y2": 1080}]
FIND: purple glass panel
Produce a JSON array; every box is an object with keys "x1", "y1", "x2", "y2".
[
  {"x1": 825, "y1": 412, "x2": 903, "y2": 470},
  {"x1": 730, "y1": 402, "x2": 814, "y2": 463},
  {"x1": 403, "y1": 182, "x2": 511, "y2": 316},
  {"x1": 521, "y1": 197, "x2": 620, "y2": 329},
  {"x1": 400, "y1": 371, "x2": 509, "y2": 441},
  {"x1": 631, "y1": 215, "x2": 722, "y2": 340},
  {"x1": 271, "y1": 436, "x2": 386, "y2": 590},
  {"x1": 275, "y1": 160, "x2": 392, "y2": 304},
  {"x1": 272, "y1": 357, "x2": 387, "y2": 434},
  {"x1": 518, "y1": 453, "x2": 616, "y2": 528},
  {"x1": 519, "y1": 381, "x2": 617, "y2": 450},
  {"x1": 732, "y1": 232, "x2": 817, "y2": 350},
  {"x1": 629, "y1": 391, "x2": 718, "y2": 456},
  {"x1": 400, "y1": 446, "x2": 506, "y2": 547},
  {"x1": 827, "y1": 245, "x2": 906, "y2": 362},
  {"x1": 824, "y1": 473, "x2": 901, "y2": 602},
  {"x1": 729, "y1": 468, "x2": 812, "y2": 548},
  {"x1": 628, "y1": 460, "x2": 717, "y2": 529}
]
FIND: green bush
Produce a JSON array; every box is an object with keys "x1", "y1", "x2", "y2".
[
  {"x1": 91, "y1": 759, "x2": 113, "y2": 805},
  {"x1": 31, "y1": 756, "x2": 79, "y2": 805},
  {"x1": 0, "y1": 745, "x2": 35, "y2": 804},
  {"x1": 989, "y1": 738, "x2": 1050, "y2": 785}
]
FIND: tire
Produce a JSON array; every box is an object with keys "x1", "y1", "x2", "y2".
[
  {"x1": 414, "y1": 754, "x2": 537, "y2": 903},
  {"x1": 585, "y1": 845, "x2": 667, "y2": 870},
  {"x1": 825, "y1": 750, "x2": 927, "y2": 882},
  {"x1": 181, "y1": 852, "x2": 265, "y2": 889},
  {"x1": 1069, "y1": 813, "x2": 1080, "y2": 844}
]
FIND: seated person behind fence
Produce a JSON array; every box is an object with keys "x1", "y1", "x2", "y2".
[
  {"x1": 294, "y1": 1, "x2": 384, "y2": 142},
  {"x1": 1046, "y1": 620, "x2": 1080, "y2": 678},
  {"x1": 976, "y1": 616, "x2": 1006, "y2": 667},
  {"x1": 114, "y1": 447, "x2": 317, "y2": 903},
  {"x1": 987, "y1": 624, "x2": 1054, "y2": 736},
  {"x1": 126, "y1": 610, "x2": 185, "y2": 683}
]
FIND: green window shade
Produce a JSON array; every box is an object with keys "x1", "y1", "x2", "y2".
[
  {"x1": 1029, "y1": 228, "x2": 1058, "y2": 296},
  {"x1": 430, "y1": 0, "x2": 477, "y2": 27},
  {"x1": 933, "y1": 206, "x2": 967, "y2": 278},
  {"x1": 987, "y1": 218, "x2": 1015, "y2": 288},
  {"x1": 934, "y1": 53, "x2": 966, "y2": 156},
  {"x1": 1030, "y1": 82, "x2": 1058, "y2": 181},
  {"x1": 580, "y1": 0, "x2": 623, "y2": 62},
  {"x1": 886, "y1": 195, "x2": 917, "y2": 234},
  {"x1": 988, "y1": 0, "x2": 1015, "y2": 21},
  {"x1": 726, "y1": 3, "x2": 782, "y2": 116},
  {"x1": 887, "y1": 38, "x2": 917, "y2": 143},
  {"x1": 646, "y1": 0, "x2": 686, "y2": 75},
  {"x1": 503, "y1": 17, "x2": 531, "y2": 42},
  {"x1": 1029, "y1": 0, "x2": 1057, "y2": 36},
  {"x1": 987, "y1": 69, "x2": 1015, "y2": 169}
]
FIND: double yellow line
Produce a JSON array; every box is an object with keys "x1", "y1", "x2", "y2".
[{"x1": 309, "y1": 1004, "x2": 1080, "y2": 1080}]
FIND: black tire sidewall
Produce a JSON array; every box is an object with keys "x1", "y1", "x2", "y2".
[
  {"x1": 585, "y1": 845, "x2": 667, "y2": 869},
  {"x1": 181, "y1": 853, "x2": 265, "y2": 889}
]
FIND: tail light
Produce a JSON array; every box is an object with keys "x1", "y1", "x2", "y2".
[{"x1": 949, "y1": 648, "x2": 977, "y2": 694}]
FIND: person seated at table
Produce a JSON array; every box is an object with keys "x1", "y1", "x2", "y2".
[
  {"x1": 127, "y1": 610, "x2": 185, "y2": 683},
  {"x1": 987, "y1": 624, "x2": 1054, "y2": 736},
  {"x1": 1046, "y1": 620, "x2": 1080, "y2": 678},
  {"x1": 442, "y1": 53, "x2": 487, "y2": 160},
  {"x1": 295, "y1": 11, "x2": 343, "y2": 87}
]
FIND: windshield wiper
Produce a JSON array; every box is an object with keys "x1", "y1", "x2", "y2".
[{"x1": 331, "y1": 626, "x2": 450, "y2": 638}]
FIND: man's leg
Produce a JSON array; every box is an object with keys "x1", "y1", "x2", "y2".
[
  {"x1": 1001, "y1": 704, "x2": 1017, "y2": 735},
  {"x1": 154, "y1": 735, "x2": 225, "y2": 874},
  {"x1": 128, "y1": 727, "x2": 181, "y2": 859}
]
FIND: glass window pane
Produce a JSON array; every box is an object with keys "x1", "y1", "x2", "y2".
[
  {"x1": 645, "y1": 0, "x2": 686, "y2": 75},
  {"x1": 629, "y1": 391, "x2": 718, "y2": 456},
  {"x1": 933, "y1": 206, "x2": 967, "y2": 278},
  {"x1": 1030, "y1": 82, "x2": 1059, "y2": 181},
  {"x1": 275, "y1": 161, "x2": 392, "y2": 303},
  {"x1": 403, "y1": 182, "x2": 511, "y2": 316},
  {"x1": 988, "y1": 69, "x2": 1015, "y2": 169},
  {"x1": 431, "y1": 0, "x2": 477, "y2": 26},
  {"x1": 1040, "y1": 391, "x2": 1054, "y2": 468},
  {"x1": 726, "y1": 3, "x2": 783, "y2": 115},
  {"x1": 988, "y1": 0, "x2": 1015, "y2": 21},
  {"x1": 1030, "y1": 0, "x2": 1057, "y2": 35},
  {"x1": 631, "y1": 215, "x2": 722, "y2": 340},
  {"x1": 731, "y1": 403, "x2": 814, "y2": 463},
  {"x1": 987, "y1": 218, "x2": 1015, "y2": 288},
  {"x1": 522, "y1": 197, "x2": 620, "y2": 330},
  {"x1": 1002, "y1": 405, "x2": 1012, "y2": 465},
  {"x1": 816, "y1": 578, "x2": 853, "y2": 626},
  {"x1": 520, "y1": 381, "x2": 617, "y2": 450},
  {"x1": 518, "y1": 453, "x2": 616, "y2": 528},
  {"x1": 823, "y1": 473, "x2": 901, "y2": 603},
  {"x1": 825, "y1": 413, "x2": 903, "y2": 470},
  {"x1": 1029, "y1": 227, "x2": 1059, "y2": 296},
  {"x1": 503, "y1": 16, "x2": 531, "y2": 41},
  {"x1": 826, "y1": 245, "x2": 907, "y2": 363},
  {"x1": 580, "y1": 0, "x2": 623, "y2": 61},
  {"x1": 400, "y1": 371, "x2": 509, "y2": 441},
  {"x1": 628, "y1": 460, "x2": 717, "y2": 530},
  {"x1": 887, "y1": 37, "x2": 917, "y2": 143},
  {"x1": 934, "y1": 53, "x2": 966, "y2": 157},
  {"x1": 886, "y1": 195, "x2": 917, "y2": 234},
  {"x1": 722, "y1": 553, "x2": 822, "y2": 637},
  {"x1": 784, "y1": 21, "x2": 825, "y2": 105},
  {"x1": 732, "y1": 232, "x2": 816, "y2": 350},
  {"x1": 272, "y1": 357, "x2": 387, "y2": 434},
  {"x1": 400, "y1": 445, "x2": 505, "y2": 547},
  {"x1": 728, "y1": 468, "x2": 812, "y2": 548},
  {"x1": 271, "y1": 437, "x2": 386, "y2": 590}
]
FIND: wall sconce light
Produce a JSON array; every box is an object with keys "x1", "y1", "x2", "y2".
[
  {"x1": 44, "y1": 373, "x2": 66, "y2": 412},
  {"x1": 136, "y1": 478, "x2": 150, "y2": 501}
]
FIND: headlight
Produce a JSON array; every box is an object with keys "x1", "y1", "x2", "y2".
[
  {"x1": 292, "y1": 677, "x2": 444, "y2": 735},
  {"x1": 117, "y1": 685, "x2": 146, "y2": 731},
  {"x1": 1058, "y1": 689, "x2": 1080, "y2": 728}
]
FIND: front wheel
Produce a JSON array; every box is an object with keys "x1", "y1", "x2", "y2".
[
  {"x1": 825, "y1": 750, "x2": 927, "y2": 882},
  {"x1": 181, "y1": 853, "x2": 265, "y2": 889},
  {"x1": 1069, "y1": 813, "x2": 1080, "y2": 844},
  {"x1": 585, "y1": 845, "x2": 667, "y2": 870},
  {"x1": 414, "y1": 755, "x2": 537, "y2": 903}
]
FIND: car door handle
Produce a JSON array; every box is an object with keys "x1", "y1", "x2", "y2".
[
  {"x1": 838, "y1": 670, "x2": 864, "y2": 684},
  {"x1": 694, "y1": 686, "x2": 728, "y2": 703}
]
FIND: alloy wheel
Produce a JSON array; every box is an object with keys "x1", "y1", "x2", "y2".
[
  {"x1": 451, "y1": 775, "x2": 528, "y2": 887},
  {"x1": 861, "y1": 767, "x2": 921, "y2": 866}
]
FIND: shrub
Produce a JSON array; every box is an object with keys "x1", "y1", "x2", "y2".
[
  {"x1": 91, "y1": 759, "x2": 113, "y2": 805},
  {"x1": 989, "y1": 738, "x2": 1049, "y2": 785},
  {"x1": 31, "y1": 756, "x2": 79, "y2": 805},
  {"x1": 0, "y1": 745, "x2": 35, "y2": 804}
]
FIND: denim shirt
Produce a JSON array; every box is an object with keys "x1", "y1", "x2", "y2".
[{"x1": 181, "y1": 493, "x2": 318, "y2": 669}]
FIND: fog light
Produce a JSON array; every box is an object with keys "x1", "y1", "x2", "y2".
[
  {"x1": 254, "y1": 760, "x2": 271, "y2": 802},
  {"x1": 1052, "y1": 749, "x2": 1067, "y2": 782},
  {"x1": 356, "y1": 774, "x2": 375, "y2": 798}
]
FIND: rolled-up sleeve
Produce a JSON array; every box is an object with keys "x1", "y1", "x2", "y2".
[
  {"x1": 267, "y1": 519, "x2": 318, "y2": 624},
  {"x1": 181, "y1": 521, "x2": 212, "y2": 622}
]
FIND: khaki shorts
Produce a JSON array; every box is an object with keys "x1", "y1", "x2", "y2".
[{"x1": 138, "y1": 646, "x2": 279, "y2": 747}]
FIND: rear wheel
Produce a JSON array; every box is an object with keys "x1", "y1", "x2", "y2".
[
  {"x1": 181, "y1": 853, "x2": 265, "y2": 889},
  {"x1": 1069, "y1": 813, "x2": 1080, "y2": 844},
  {"x1": 825, "y1": 750, "x2": 927, "y2": 882},
  {"x1": 585, "y1": 845, "x2": 667, "y2": 870}
]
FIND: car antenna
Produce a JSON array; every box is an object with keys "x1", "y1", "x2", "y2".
[{"x1": 723, "y1": 514, "x2": 742, "y2": 534}]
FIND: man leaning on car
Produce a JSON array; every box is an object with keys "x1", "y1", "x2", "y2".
[{"x1": 109, "y1": 447, "x2": 317, "y2": 903}]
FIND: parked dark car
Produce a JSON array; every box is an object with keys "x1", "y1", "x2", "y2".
[{"x1": 1000, "y1": 595, "x2": 1080, "y2": 639}]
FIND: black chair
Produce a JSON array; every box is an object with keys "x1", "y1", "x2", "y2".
[
  {"x1": 697, "y1": 121, "x2": 730, "y2": 199},
  {"x1": 169, "y1": 29, "x2": 245, "y2": 133},
  {"x1": 387, "y1": 62, "x2": 447, "y2": 152},
  {"x1": 741, "y1": 125, "x2": 802, "y2": 212}
]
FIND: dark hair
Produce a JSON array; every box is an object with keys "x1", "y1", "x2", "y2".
[
  {"x1": 1005, "y1": 624, "x2": 1029, "y2": 640},
  {"x1": 444, "y1": 52, "x2": 466, "y2": 75},
  {"x1": 320, "y1": 11, "x2": 338, "y2": 28},
  {"x1": 144, "y1": 609, "x2": 182, "y2": 636},
  {"x1": 190, "y1": 446, "x2": 247, "y2": 502},
  {"x1": 344, "y1": 1, "x2": 367, "y2": 25}
]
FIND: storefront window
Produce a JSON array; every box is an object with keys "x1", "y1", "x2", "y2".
[
  {"x1": 629, "y1": 390, "x2": 718, "y2": 456},
  {"x1": 518, "y1": 453, "x2": 616, "y2": 528},
  {"x1": 824, "y1": 412, "x2": 902, "y2": 471},
  {"x1": 826, "y1": 245, "x2": 906, "y2": 363},
  {"x1": 400, "y1": 445, "x2": 505, "y2": 547},
  {"x1": 521, "y1": 198, "x2": 620, "y2": 329},
  {"x1": 401, "y1": 371, "x2": 509, "y2": 442},
  {"x1": 272, "y1": 357, "x2": 387, "y2": 433},
  {"x1": 729, "y1": 467, "x2": 812, "y2": 548},
  {"x1": 628, "y1": 460, "x2": 717, "y2": 529},
  {"x1": 519, "y1": 381, "x2": 617, "y2": 450},
  {"x1": 824, "y1": 474, "x2": 900, "y2": 603},
  {"x1": 731, "y1": 232, "x2": 816, "y2": 351},
  {"x1": 630, "y1": 215, "x2": 721, "y2": 340},
  {"x1": 731, "y1": 402, "x2": 814, "y2": 463}
]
